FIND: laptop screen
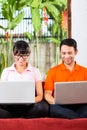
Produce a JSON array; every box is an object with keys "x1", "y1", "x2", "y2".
[
  {"x1": 54, "y1": 81, "x2": 87, "y2": 104},
  {"x1": 0, "y1": 81, "x2": 35, "y2": 104}
]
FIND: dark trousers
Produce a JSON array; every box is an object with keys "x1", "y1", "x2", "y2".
[
  {"x1": 0, "y1": 100, "x2": 49, "y2": 118},
  {"x1": 49, "y1": 104, "x2": 87, "y2": 119}
]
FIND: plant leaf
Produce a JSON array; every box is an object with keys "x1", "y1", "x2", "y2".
[
  {"x1": 0, "y1": 25, "x2": 7, "y2": 31},
  {"x1": 40, "y1": 2, "x2": 59, "y2": 21},
  {"x1": 31, "y1": 0, "x2": 41, "y2": 8},
  {"x1": 31, "y1": 7, "x2": 41, "y2": 33},
  {"x1": 24, "y1": 32, "x2": 32, "y2": 40},
  {"x1": 47, "y1": 37, "x2": 60, "y2": 45},
  {"x1": 8, "y1": 12, "x2": 24, "y2": 30}
]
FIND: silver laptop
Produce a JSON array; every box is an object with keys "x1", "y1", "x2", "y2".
[
  {"x1": 54, "y1": 81, "x2": 87, "y2": 104},
  {"x1": 0, "y1": 81, "x2": 35, "y2": 104}
]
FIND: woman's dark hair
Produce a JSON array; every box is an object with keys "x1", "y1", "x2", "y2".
[
  {"x1": 13, "y1": 40, "x2": 31, "y2": 55},
  {"x1": 60, "y1": 38, "x2": 77, "y2": 51}
]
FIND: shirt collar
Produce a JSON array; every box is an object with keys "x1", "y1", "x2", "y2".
[
  {"x1": 8, "y1": 63, "x2": 33, "y2": 71},
  {"x1": 61, "y1": 62, "x2": 79, "y2": 71}
]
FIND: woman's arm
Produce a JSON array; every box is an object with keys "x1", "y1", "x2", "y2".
[{"x1": 35, "y1": 80, "x2": 43, "y2": 103}]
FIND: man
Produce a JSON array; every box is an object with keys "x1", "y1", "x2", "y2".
[{"x1": 44, "y1": 38, "x2": 87, "y2": 119}]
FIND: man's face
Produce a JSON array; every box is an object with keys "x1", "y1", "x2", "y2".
[{"x1": 60, "y1": 45, "x2": 78, "y2": 65}]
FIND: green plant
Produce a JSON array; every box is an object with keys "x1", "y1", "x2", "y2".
[
  {"x1": 0, "y1": 0, "x2": 29, "y2": 76},
  {"x1": 46, "y1": 0, "x2": 67, "y2": 65},
  {"x1": 27, "y1": 0, "x2": 59, "y2": 68}
]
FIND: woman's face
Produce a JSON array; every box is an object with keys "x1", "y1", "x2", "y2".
[{"x1": 14, "y1": 54, "x2": 29, "y2": 66}]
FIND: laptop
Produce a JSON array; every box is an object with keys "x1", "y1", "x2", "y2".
[
  {"x1": 0, "y1": 81, "x2": 35, "y2": 104},
  {"x1": 54, "y1": 81, "x2": 87, "y2": 104}
]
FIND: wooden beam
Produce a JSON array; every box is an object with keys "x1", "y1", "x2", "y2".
[{"x1": 67, "y1": 0, "x2": 71, "y2": 38}]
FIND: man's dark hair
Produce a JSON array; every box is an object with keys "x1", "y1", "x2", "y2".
[
  {"x1": 60, "y1": 38, "x2": 77, "y2": 51},
  {"x1": 13, "y1": 40, "x2": 31, "y2": 55}
]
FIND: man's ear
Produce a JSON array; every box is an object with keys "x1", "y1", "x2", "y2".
[{"x1": 75, "y1": 49, "x2": 78, "y2": 55}]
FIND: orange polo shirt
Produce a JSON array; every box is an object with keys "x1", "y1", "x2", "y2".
[{"x1": 44, "y1": 62, "x2": 87, "y2": 91}]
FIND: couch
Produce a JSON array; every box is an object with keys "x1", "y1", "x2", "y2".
[{"x1": 0, "y1": 117, "x2": 87, "y2": 130}]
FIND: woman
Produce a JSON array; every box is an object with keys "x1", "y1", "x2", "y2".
[{"x1": 0, "y1": 40, "x2": 49, "y2": 118}]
